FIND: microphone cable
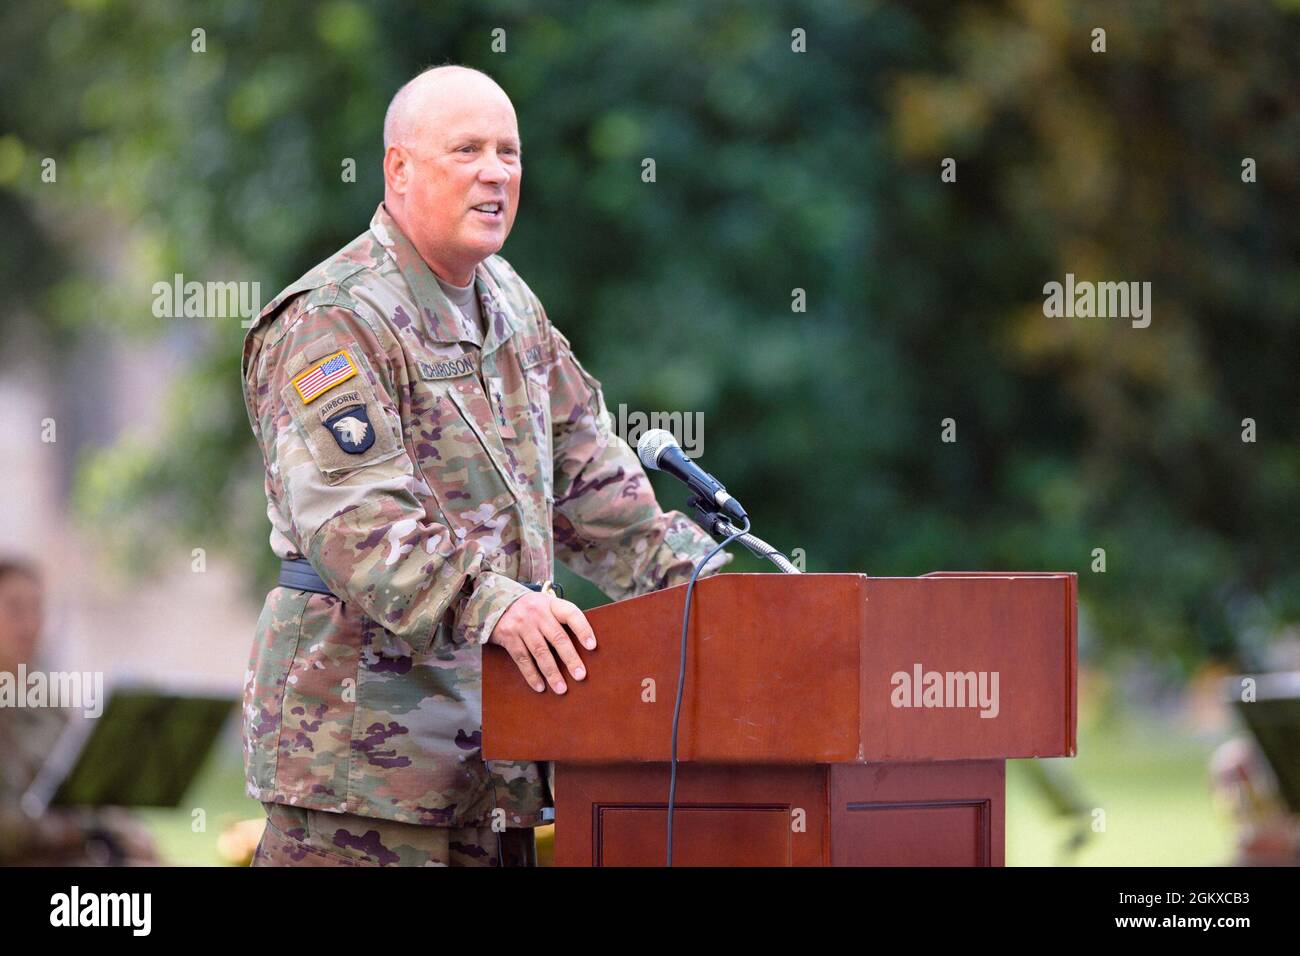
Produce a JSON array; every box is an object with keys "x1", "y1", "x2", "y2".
[{"x1": 666, "y1": 514, "x2": 749, "y2": 867}]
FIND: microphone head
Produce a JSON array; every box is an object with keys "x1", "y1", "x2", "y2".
[{"x1": 637, "y1": 428, "x2": 679, "y2": 470}]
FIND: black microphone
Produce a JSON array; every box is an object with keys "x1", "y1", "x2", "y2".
[{"x1": 636, "y1": 429, "x2": 748, "y2": 524}]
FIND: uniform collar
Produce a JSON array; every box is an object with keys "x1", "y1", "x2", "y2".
[{"x1": 369, "y1": 203, "x2": 521, "y2": 355}]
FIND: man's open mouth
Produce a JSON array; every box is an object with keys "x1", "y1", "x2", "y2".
[{"x1": 471, "y1": 202, "x2": 503, "y2": 219}]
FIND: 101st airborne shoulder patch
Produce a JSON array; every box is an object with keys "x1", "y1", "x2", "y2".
[
  {"x1": 292, "y1": 349, "x2": 358, "y2": 404},
  {"x1": 316, "y1": 389, "x2": 376, "y2": 454}
]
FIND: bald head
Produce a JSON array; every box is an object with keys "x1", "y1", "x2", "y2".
[
  {"x1": 381, "y1": 65, "x2": 522, "y2": 285},
  {"x1": 383, "y1": 65, "x2": 514, "y2": 152}
]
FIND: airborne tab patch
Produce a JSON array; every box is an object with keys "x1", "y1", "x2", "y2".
[{"x1": 293, "y1": 350, "x2": 358, "y2": 404}]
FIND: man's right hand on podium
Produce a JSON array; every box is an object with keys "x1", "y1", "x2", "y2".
[{"x1": 489, "y1": 592, "x2": 597, "y2": 695}]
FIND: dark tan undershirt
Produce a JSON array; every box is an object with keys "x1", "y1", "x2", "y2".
[{"x1": 435, "y1": 275, "x2": 485, "y2": 348}]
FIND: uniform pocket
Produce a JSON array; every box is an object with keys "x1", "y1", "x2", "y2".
[
  {"x1": 244, "y1": 587, "x2": 310, "y2": 795},
  {"x1": 522, "y1": 363, "x2": 554, "y2": 491},
  {"x1": 416, "y1": 385, "x2": 518, "y2": 535},
  {"x1": 281, "y1": 347, "x2": 404, "y2": 485},
  {"x1": 274, "y1": 593, "x2": 360, "y2": 807}
]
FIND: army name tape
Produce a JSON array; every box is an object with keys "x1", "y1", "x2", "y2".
[{"x1": 520, "y1": 343, "x2": 547, "y2": 368}]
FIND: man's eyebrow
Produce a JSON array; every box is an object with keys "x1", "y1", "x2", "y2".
[{"x1": 443, "y1": 133, "x2": 522, "y2": 148}]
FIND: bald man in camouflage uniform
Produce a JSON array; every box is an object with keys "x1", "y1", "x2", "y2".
[{"x1": 241, "y1": 66, "x2": 729, "y2": 867}]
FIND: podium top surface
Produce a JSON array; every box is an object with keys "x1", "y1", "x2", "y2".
[{"x1": 483, "y1": 572, "x2": 1077, "y2": 765}]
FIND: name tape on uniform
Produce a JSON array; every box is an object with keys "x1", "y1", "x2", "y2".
[
  {"x1": 418, "y1": 356, "x2": 477, "y2": 380},
  {"x1": 519, "y1": 338, "x2": 552, "y2": 369},
  {"x1": 293, "y1": 350, "x2": 358, "y2": 404}
]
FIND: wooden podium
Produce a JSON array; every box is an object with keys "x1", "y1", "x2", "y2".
[{"x1": 483, "y1": 571, "x2": 1076, "y2": 866}]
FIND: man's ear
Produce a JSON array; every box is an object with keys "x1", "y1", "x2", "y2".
[{"x1": 383, "y1": 145, "x2": 410, "y2": 195}]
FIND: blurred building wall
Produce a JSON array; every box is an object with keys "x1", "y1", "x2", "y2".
[{"x1": 1, "y1": 338, "x2": 253, "y2": 695}]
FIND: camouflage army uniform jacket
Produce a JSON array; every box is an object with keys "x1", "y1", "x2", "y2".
[{"x1": 240, "y1": 204, "x2": 729, "y2": 828}]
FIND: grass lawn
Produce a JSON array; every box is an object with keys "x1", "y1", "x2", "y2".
[
  {"x1": 135, "y1": 742, "x2": 260, "y2": 867},
  {"x1": 141, "y1": 709, "x2": 1238, "y2": 866},
  {"x1": 1007, "y1": 711, "x2": 1236, "y2": 866}
]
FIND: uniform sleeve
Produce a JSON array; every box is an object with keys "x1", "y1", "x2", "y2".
[
  {"x1": 544, "y1": 322, "x2": 733, "y2": 600},
  {"x1": 245, "y1": 303, "x2": 530, "y2": 655}
]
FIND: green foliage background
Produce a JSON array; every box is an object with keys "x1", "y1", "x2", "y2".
[{"x1": 2, "y1": 0, "x2": 1297, "y2": 676}]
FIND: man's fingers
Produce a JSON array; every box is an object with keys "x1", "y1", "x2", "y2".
[
  {"x1": 523, "y1": 633, "x2": 567, "y2": 694},
  {"x1": 489, "y1": 593, "x2": 595, "y2": 693},
  {"x1": 550, "y1": 598, "x2": 597, "y2": 650},
  {"x1": 506, "y1": 637, "x2": 547, "y2": 693},
  {"x1": 539, "y1": 621, "x2": 586, "y2": 682}
]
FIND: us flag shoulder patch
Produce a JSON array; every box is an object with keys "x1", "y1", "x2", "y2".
[{"x1": 293, "y1": 349, "x2": 358, "y2": 404}]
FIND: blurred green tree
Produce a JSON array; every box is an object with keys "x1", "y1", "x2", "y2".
[{"x1": 1, "y1": 0, "x2": 1296, "y2": 674}]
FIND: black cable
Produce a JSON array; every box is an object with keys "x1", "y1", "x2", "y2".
[{"x1": 666, "y1": 515, "x2": 749, "y2": 867}]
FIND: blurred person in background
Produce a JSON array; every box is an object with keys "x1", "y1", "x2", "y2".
[
  {"x1": 1210, "y1": 736, "x2": 1300, "y2": 866},
  {"x1": 0, "y1": 558, "x2": 157, "y2": 865}
]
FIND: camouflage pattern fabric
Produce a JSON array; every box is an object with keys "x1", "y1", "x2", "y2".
[
  {"x1": 240, "y1": 203, "x2": 730, "y2": 831},
  {"x1": 252, "y1": 802, "x2": 534, "y2": 867}
]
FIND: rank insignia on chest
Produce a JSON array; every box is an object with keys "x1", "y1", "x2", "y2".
[
  {"x1": 488, "y1": 377, "x2": 516, "y2": 439},
  {"x1": 322, "y1": 403, "x2": 376, "y2": 454},
  {"x1": 293, "y1": 350, "x2": 358, "y2": 403}
]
